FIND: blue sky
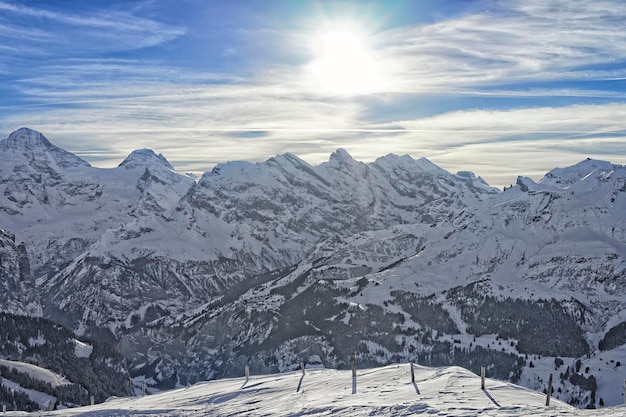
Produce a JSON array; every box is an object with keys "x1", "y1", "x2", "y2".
[{"x1": 2, "y1": 0, "x2": 626, "y2": 187}]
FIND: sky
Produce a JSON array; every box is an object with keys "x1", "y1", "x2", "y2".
[{"x1": 2, "y1": 0, "x2": 626, "y2": 187}]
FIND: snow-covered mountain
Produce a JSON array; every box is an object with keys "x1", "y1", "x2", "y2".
[
  {"x1": 2, "y1": 128, "x2": 626, "y2": 408},
  {"x1": 0, "y1": 129, "x2": 494, "y2": 334}
]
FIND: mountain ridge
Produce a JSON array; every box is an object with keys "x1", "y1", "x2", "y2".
[
  {"x1": 119, "y1": 148, "x2": 174, "y2": 170},
  {"x1": 1, "y1": 127, "x2": 90, "y2": 169},
  {"x1": 1, "y1": 127, "x2": 626, "y2": 408}
]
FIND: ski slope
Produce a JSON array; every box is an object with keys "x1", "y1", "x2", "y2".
[{"x1": 3, "y1": 364, "x2": 624, "y2": 416}]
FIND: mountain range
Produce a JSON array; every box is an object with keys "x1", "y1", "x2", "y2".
[{"x1": 1, "y1": 127, "x2": 625, "y2": 408}]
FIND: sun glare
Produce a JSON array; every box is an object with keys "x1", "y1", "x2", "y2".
[{"x1": 308, "y1": 29, "x2": 385, "y2": 96}]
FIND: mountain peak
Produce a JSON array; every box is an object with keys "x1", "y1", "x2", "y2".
[
  {"x1": 118, "y1": 148, "x2": 174, "y2": 170},
  {"x1": 325, "y1": 148, "x2": 362, "y2": 171},
  {"x1": 1, "y1": 128, "x2": 90, "y2": 168},
  {"x1": 330, "y1": 148, "x2": 354, "y2": 162},
  {"x1": 374, "y1": 153, "x2": 445, "y2": 174},
  {"x1": 269, "y1": 152, "x2": 307, "y2": 166},
  {"x1": 4, "y1": 127, "x2": 53, "y2": 150},
  {"x1": 539, "y1": 158, "x2": 619, "y2": 188}
]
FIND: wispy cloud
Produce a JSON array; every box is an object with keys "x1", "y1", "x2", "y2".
[
  {"x1": 369, "y1": 103, "x2": 626, "y2": 185},
  {"x1": 4, "y1": 69, "x2": 626, "y2": 188},
  {"x1": 375, "y1": 0, "x2": 626, "y2": 93},
  {"x1": 0, "y1": 0, "x2": 184, "y2": 58},
  {"x1": 2, "y1": 0, "x2": 626, "y2": 188},
  {"x1": 0, "y1": 57, "x2": 369, "y2": 170}
]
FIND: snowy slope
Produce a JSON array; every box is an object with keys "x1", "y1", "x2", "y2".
[
  {"x1": 0, "y1": 128, "x2": 496, "y2": 342},
  {"x1": 1, "y1": 378, "x2": 57, "y2": 411},
  {"x1": 156, "y1": 156, "x2": 626, "y2": 406},
  {"x1": 0, "y1": 128, "x2": 194, "y2": 283},
  {"x1": 0, "y1": 359, "x2": 71, "y2": 411},
  {"x1": 2, "y1": 364, "x2": 624, "y2": 416},
  {"x1": 4, "y1": 128, "x2": 626, "y2": 408},
  {"x1": 0, "y1": 359, "x2": 71, "y2": 387}
]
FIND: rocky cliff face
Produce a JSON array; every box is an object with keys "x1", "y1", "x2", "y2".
[
  {"x1": 2, "y1": 128, "x2": 626, "y2": 407},
  {"x1": 0, "y1": 229, "x2": 39, "y2": 316}
]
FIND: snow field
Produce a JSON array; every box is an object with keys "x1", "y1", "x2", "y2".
[
  {"x1": 0, "y1": 359, "x2": 71, "y2": 387},
  {"x1": 3, "y1": 363, "x2": 625, "y2": 416},
  {"x1": 1, "y1": 378, "x2": 57, "y2": 411},
  {"x1": 0, "y1": 359, "x2": 71, "y2": 412},
  {"x1": 73, "y1": 339, "x2": 94, "y2": 358}
]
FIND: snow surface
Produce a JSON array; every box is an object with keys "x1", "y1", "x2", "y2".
[
  {"x1": 3, "y1": 364, "x2": 624, "y2": 416},
  {"x1": 0, "y1": 359, "x2": 69, "y2": 411},
  {"x1": 3, "y1": 128, "x2": 626, "y2": 409},
  {"x1": 73, "y1": 339, "x2": 93, "y2": 358},
  {"x1": 1, "y1": 378, "x2": 56, "y2": 411},
  {"x1": 0, "y1": 359, "x2": 71, "y2": 387}
]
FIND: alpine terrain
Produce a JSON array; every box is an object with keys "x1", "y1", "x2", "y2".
[{"x1": 1, "y1": 127, "x2": 626, "y2": 410}]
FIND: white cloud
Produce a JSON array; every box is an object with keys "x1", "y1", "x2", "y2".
[
  {"x1": 2, "y1": 0, "x2": 626, "y2": 189},
  {"x1": 375, "y1": 0, "x2": 626, "y2": 92},
  {"x1": 371, "y1": 103, "x2": 626, "y2": 186},
  {"x1": 0, "y1": 0, "x2": 185, "y2": 57},
  {"x1": 4, "y1": 77, "x2": 626, "y2": 188}
]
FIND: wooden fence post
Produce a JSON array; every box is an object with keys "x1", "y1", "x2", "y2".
[
  {"x1": 245, "y1": 365, "x2": 250, "y2": 384},
  {"x1": 2, "y1": 404, "x2": 6, "y2": 413},
  {"x1": 142, "y1": 381, "x2": 146, "y2": 396},
  {"x1": 90, "y1": 395, "x2": 94, "y2": 406},
  {"x1": 545, "y1": 373, "x2": 553, "y2": 406},
  {"x1": 410, "y1": 362, "x2": 415, "y2": 383},
  {"x1": 351, "y1": 352, "x2": 356, "y2": 394},
  {"x1": 481, "y1": 366, "x2": 486, "y2": 390},
  {"x1": 300, "y1": 361, "x2": 305, "y2": 375}
]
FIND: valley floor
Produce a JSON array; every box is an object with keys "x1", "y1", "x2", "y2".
[{"x1": 4, "y1": 364, "x2": 626, "y2": 416}]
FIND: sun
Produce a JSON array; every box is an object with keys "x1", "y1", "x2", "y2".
[{"x1": 308, "y1": 29, "x2": 385, "y2": 96}]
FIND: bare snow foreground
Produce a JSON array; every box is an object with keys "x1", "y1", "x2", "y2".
[{"x1": 5, "y1": 364, "x2": 625, "y2": 416}]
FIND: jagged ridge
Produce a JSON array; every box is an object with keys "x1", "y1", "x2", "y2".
[{"x1": 1, "y1": 128, "x2": 626, "y2": 407}]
